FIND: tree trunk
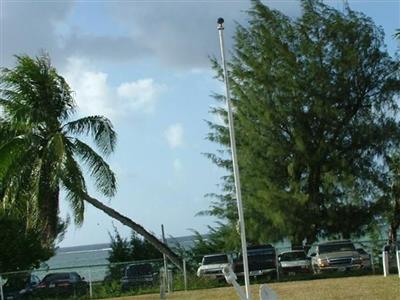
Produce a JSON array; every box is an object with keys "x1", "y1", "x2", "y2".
[
  {"x1": 306, "y1": 165, "x2": 321, "y2": 245},
  {"x1": 38, "y1": 160, "x2": 60, "y2": 242},
  {"x1": 84, "y1": 195, "x2": 183, "y2": 270},
  {"x1": 389, "y1": 197, "x2": 400, "y2": 245}
]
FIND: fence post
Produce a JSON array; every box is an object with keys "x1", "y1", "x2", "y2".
[
  {"x1": 0, "y1": 275, "x2": 4, "y2": 300},
  {"x1": 397, "y1": 250, "x2": 400, "y2": 278},
  {"x1": 382, "y1": 251, "x2": 389, "y2": 277},
  {"x1": 370, "y1": 247, "x2": 375, "y2": 274},
  {"x1": 183, "y1": 259, "x2": 187, "y2": 291},
  {"x1": 88, "y1": 269, "x2": 93, "y2": 298},
  {"x1": 167, "y1": 269, "x2": 173, "y2": 292},
  {"x1": 159, "y1": 269, "x2": 166, "y2": 300},
  {"x1": 275, "y1": 250, "x2": 280, "y2": 282},
  {"x1": 161, "y1": 225, "x2": 170, "y2": 293}
]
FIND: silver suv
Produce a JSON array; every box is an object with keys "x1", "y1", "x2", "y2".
[{"x1": 310, "y1": 240, "x2": 362, "y2": 274}]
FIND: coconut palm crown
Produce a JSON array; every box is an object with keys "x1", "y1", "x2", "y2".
[{"x1": 0, "y1": 54, "x2": 117, "y2": 241}]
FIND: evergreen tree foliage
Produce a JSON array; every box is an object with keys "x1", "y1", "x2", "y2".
[
  {"x1": 375, "y1": 153, "x2": 400, "y2": 245},
  {"x1": 171, "y1": 229, "x2": 226, "y2": 264},
  {"x1": 206, "y1": 0, "x2": 400, "y2": 246},
  {"x1": 107, "y1": 229, "x2": 163, "y2": 280}
]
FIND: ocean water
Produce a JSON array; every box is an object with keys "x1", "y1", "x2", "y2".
[
  {"x1": 34, "y1": 236, "x2": 198, "y2": 281},
  {"x1": 34, "y1": 243, "x2": 112, "y2": 281},
  {"x1": 45, "y1": 244, "x2": 111, "y2": 269}
]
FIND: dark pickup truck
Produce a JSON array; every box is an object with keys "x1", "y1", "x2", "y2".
[{"x1": 233, "y1": 244, "x2": 277, "y2": 278}]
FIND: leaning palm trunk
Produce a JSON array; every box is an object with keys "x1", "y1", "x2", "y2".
[{"x1": 84, "y1": 195, "x2": 183, "y2": 270}]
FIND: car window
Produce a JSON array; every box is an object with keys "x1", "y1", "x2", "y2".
[
  {"x1": 357, "y1": 248, "x2": 368, "y2": 255},
  {"x1": 70, "y1": 273, "x2": 81, "y2": 282},
  {"x1": 319, "y1": 243, "x2": 355, "y2": 254},
  {"x1": 202, "y1": 255, "x2": 228, "y2": 265},
  {"x1": 280, "y1": 251, "x2": 307, "y2": 261},
  {"x1": 43, "y1": 273, "x2": 70, "y2": 282},
  {"x1": 31, "y1": 275, "x2": 40, "y2": 285},
  {"x1": 3, "y1": 275, "x2": 28, "y2": 289},
  {"x1": 237, "y1": 247, "x2": 275, "y2": 260},
  {"x1": 248, "y1": 248, "x2": 275, "y2": 256}
]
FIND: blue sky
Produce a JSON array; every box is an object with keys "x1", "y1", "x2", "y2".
[{"x1": 1, "y1": 0, "x2": 399, "y2": 247}]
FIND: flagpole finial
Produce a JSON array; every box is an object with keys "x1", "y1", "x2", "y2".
[{"x1": 217, "y1": 17, "x2": 224, "y2": 30}]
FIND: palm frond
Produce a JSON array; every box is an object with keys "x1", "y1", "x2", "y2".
[
  {"x1": 72, "y1": 138, "x2": 116, "y2": 197},
  {"x1": 1, "y1": 148, "x2": 42, "y2": 214},
  {"x1": 0, "y1": 136, "x2": 29, "y2": 178},
  {"x1": 0, "y1": 54, "x2": 75, "y2": 124},
  {"x1": 1, "y1": 54, "x2": 119, "y2": 241},
  {"x1": 63, "y1": 116, "x2": 117, "y2": 156}
]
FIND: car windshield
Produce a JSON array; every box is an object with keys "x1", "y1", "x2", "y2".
[
  {"x1": 248, "y1": 248, "x2": 274, "y2": 256},
  {"x1": 43, "y1": 273, "x2": 70, "y2": 282},
  {"x1": 280, "y1": 251, "x2": 307, "y2": 261},
  {"x1": 126, "y1": 264, "x2": 153, "y2": 277},
  {"x1": 238, "y1": 247, "x2": 275, "y2": 260},
  {"x1": 203, "y1": 255, "x2": 228, "y2": 265},
  {"x1": 357, "y1": 248, "x2": 368, "y2": 255},
  {"x1": 4, "y1": 276, "x2": 28, "y2": 289},
  {"x1": 319, "y1": 243, "x2": 355, "y2": 254}
]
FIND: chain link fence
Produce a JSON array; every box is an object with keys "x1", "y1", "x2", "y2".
[{"x1": 0, "y1": 238, "x2": 398, "y2": 299}]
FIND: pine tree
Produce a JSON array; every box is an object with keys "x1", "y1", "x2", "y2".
[{"x1": 206, "y1": 0, "x2": 400, "y2": 246}]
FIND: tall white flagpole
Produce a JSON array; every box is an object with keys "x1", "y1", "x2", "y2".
[{"x1": 217, "y1": 17, "x2": 251, "y2": 300}]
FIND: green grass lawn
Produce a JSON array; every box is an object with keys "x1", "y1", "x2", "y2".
[{"x1": 106, "y1": 275, "x2": 399, "y2": 300}]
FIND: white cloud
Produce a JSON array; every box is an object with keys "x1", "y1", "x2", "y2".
[
  {"x1": 63, "y1": 58, "x2": 116, "y2": 117},
  {"x1": 62, "y1": 57, "x2": 165, "y2": 119},
  {"x1": 165, "y1": 123, "x2": 184, "y2": 149},
  {"x1": 117, "y1": 79, "x2": 164, "y2": 113}
]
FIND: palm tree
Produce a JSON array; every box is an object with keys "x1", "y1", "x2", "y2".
[{"x1": 0, "y1": 55, "x2": 182, "y2": 269}]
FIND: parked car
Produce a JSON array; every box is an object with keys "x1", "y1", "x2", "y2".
[
  {"x1": 121, "y1": 263, "x2": 158, "y2": 291},
  {"x1": 310, "y1": 240, "x2": 362, "y2": 274},
  {"x1": 278, "y1": 250, "x2": 312, "y2": 275},
  {"x1": 33, "y1": 272, "x2": 88, "y2": 298},
  {"x1": 233, "y1": 245, "x2": 277, "y2": 278},
  {"x1": 196, "y1": 253, "x2": 232, "y2": 279},
  {"x1": 2, "y1": 274, "x2": 40, "y2": 300},
  {"x1": 356, "y1": 248, "x2": 372, "y2": 269}
]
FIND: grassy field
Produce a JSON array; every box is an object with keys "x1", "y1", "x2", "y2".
[{"x1": 105, "y1": 275, "x2": 399, "y2": 300}]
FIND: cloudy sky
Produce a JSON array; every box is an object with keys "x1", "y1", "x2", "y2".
[{"x1": 1, "y1": 0, "x2": 399, "y2": 247}]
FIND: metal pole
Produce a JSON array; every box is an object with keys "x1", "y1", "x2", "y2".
[
  {"x1": 161, "y1": 225, "x2": 170, "y2": 293},
  {"x1": 382, "y1": 251, "x2": 389, "y2": 277},
  {"x1": 183, "y1": 259, "x2": 187, "y2": 291},
  {"x1": 159, "y1": 268, "x2": 166, "y2": 300},
  {"x1": 217, "y1": 17, "x2": 251, "y2": 300},
  {"x1": 396, "y1": 250, "x2": 400, "y2": 278},
  {"x1": 88, "y1": 269, "x2": 93, "y2": 299},
  {"x1": 275, "y1": 251, "x2": 280, "y2": 282},
  {"x1": 370, "y1": 247, "x2": 375, "y2": 274},
  {"x1": 0, "y1": 275, "x2": 4, "y2": 300}
]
